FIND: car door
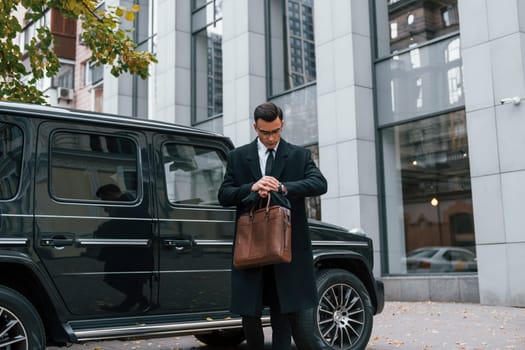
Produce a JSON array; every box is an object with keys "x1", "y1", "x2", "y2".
[
  {"x1": 154, "y1": 134, "x2": 235, "y2": 313},
  {"x1": 34, "y1": 121, "x2": 155, "y2": 316}
]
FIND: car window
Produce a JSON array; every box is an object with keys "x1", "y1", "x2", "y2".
[
  {"x1": 50, "y1": 131, "x2": 139, "y2": 201},
  {"x1": 442, "y1": 251, "x2": 453, "y2": 261},
  {"x1": 450, "y1": 250, "x2": 472, "y2": 261},
  {"x1": 162, "y1": 143, "x2": 226, "y2": 206},
  {"x1": 408, "y1": 248, "x2": 438, "y2": 258},
  {"x1": 0, "y1": 121, "x2": 23, "y2": 200}
]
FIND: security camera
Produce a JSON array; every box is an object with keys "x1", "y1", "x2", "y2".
[{"x1": 500, "y1": 97, "x2": 522, "y2": 105}]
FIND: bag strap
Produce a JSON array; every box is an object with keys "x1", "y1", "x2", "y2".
[
  {"x1": 249, "y1": 192, "x2": 272, "y2": 217},
  {"x1": 265, "y1": 192, "x2": 271, "y2": 211}
]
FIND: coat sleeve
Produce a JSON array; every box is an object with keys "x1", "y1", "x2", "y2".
[
  {"x1": 282, "y1": 149, "x2": 327, "y2": 198},
  {"x1": 218, "y1": 151, "x2": 254, "y2": 207}
]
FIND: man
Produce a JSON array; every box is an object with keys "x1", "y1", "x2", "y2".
[{"x1": 218, "y1": 102, "x2": 327, "y2": 349}]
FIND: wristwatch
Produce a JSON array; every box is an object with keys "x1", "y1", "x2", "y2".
[{"x1": 278, "y1": 183, "x2": 284, "y2": 194}]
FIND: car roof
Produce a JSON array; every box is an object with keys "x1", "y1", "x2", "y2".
[{"x1": 0, "y1": 101, "x2": 233, "y2": 147}]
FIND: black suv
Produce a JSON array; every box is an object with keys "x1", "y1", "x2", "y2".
[{"x1": 0, "y1": 102, "x2": 384, "y2": 350}]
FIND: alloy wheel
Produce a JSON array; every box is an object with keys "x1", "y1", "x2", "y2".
[
  {"x1": 0, "y1": 306, "x2": 28, "y2": 350},
  {"x1": 317, "y1": 282, "x2": 365, "y2": 349}
]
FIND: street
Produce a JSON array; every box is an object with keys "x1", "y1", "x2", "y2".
[{"x1": 47, "y1": 301, "x2": 525, "y2": 349}]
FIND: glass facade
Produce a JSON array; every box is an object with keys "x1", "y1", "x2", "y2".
[
  {"x1": 381, "y1": 111, "x2": 475, "y2": 274},
  {"x1": 375, "y1": 35, "x2": 463, "y2": 125},
  {"x1": 192, "y1": 0, "x2": 223, "y2": 123},
  {"x1": 267, "y1": 0, "x2": 316, "y2": 96},
  {"x1": 265, "y1": 0, "x2": 320, "y2": 219},
  {"x1": 374, "y1": 0, "x2": 475, "y2": 275},
  {"x1": 375, "y1": 0, "x2": 459, "y2": 57},
  {"x1": 133, "y1": 0, "x2": 157, "y2": 118}
]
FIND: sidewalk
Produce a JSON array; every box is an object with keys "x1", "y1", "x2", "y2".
[
  {"x1": 368, "y1": 301, "x2": 525, "y2": 349},
  {"x1": 47, "y1": 301, "x2": 525, "y2": 349}
]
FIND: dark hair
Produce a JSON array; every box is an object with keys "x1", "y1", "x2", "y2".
[
  {"x1": 96, "y1": 183, "x2": 122, "y2": 199},
  {"x1": 253, "y1": 102, "x2": 283, "y2": 122}
]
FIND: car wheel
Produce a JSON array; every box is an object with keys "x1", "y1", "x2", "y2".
[
  {"x1": 194, "y1": 329, "x2": 245, "y2": 346},
  {"x1": 314, "y1": 269, "x2": 373, "y2": 350},
  {"x1": 0, "y1": 286, "x2": 45, "y2": 350}
]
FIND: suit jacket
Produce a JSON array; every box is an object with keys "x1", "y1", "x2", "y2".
[{"x1": 218, "y1": 138, "x2": 327, "y2": 316}]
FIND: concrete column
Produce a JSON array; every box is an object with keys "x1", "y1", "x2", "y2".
[
  {"x1": 103, "y1": 0, "x2": 151, "y2": 118},
  {"x1": 459, "y1": 0, "x2": 525, "y2": 306},
  {"x1": 221, "y1": 0, "x2": 266, "y2": 147},
  {"x1": 314, "y1": 0, "x2": 381, "y2": 275},
  {"x1": 152, "y1": 0, "x2": 191, "y2": 125}
]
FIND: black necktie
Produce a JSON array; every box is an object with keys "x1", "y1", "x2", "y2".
[{"x1": 265, "y1": 149, "x2": 274, "y2": 175}]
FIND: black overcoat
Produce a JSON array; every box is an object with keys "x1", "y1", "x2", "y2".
[{"x1": 218, "y1": 138, "x2": 327, "y2": 316}]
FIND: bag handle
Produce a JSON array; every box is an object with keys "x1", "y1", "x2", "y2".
[{"x1": 249, "y1": 192, "x2": 272, "y2": 218}]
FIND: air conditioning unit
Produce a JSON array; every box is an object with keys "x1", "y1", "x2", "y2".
[{"x1": 57, "y1": 87, "x2": 74, "y2": 101}]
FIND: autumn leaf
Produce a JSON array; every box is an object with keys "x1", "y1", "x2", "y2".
[{"x1": 124, "y1": 10, "x2": 135, "y2": 21}]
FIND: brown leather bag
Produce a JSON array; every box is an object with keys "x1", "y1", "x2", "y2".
[{"x1": 233, "y1": 193, "x2": 292, "y2": 269}]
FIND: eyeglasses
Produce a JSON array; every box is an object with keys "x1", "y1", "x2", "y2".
[{"x1": 257, "y1": 128, "x2": 282, "y2": 137}]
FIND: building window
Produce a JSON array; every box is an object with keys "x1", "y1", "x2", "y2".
[
  {"x1": 52, "y1": 63, "x2": 74, "y2": 89},
  {"x1": 374, "y1": 0, "x2": 460, "y2": 58},
  {"x1": 131, "y1": 0, "x2": 157, "y2": 118},
  {"x1": 84, "y1": 61, "x2": 104, "y2": 87},
  {"x1": 305, "y1": 144, "x2": 321, "y2": 220},
  {"x1": 375, "y1": 35, "x2": 464, "y2": 125},
  {"x1": 267, "y1": 0, "x2": 316, "y2": 96},
  {"x1": 441, "y1": 4, "x2": 458, "y2": 27},
  {"x1": 390, "y1": 22, "x2": 398, "y2": 39},
  {"x1": 21, "y1": 10, "x2": 51, "y2": 53},
  {"x1": 192, "y1": 0, "x2": 223, "y2": 124},
  {"x1": 380, "y1": 110, "x2": 476, "y2": 274}
]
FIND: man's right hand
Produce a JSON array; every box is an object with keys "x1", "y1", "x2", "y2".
[{"x1": 251, "y1": 176, "x2": 279, "y2": 197}]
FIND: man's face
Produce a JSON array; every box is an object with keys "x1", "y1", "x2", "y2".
[{"x1": 254, "y1": 118, "x2": 283, "y2": 150}]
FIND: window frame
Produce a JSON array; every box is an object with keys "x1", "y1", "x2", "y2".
[
  {"x1": 265, "y1": 0, "x2": 317, "y2": 98},
  {"x1": 191, "y1": 0, "x2": 224, "y2": 125}
]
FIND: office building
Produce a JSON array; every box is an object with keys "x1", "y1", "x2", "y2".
[{"x1": 19, "y1": 0, "x2": 525, "y2": 306}]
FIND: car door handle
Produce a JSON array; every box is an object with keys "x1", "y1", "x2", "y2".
[
  {"x1": 163, "y1": 239, "x2": 192, "y2": 250},
  {"x1": 41, "y1": 237, "x2": 75, "y2": 247}
]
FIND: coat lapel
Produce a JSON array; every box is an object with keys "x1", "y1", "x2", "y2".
[
  {"x1": 245, "y1": 139, "x2": 262, "y2": 180},
  {"x1": 272, "y1": 139, "x2": 289, "y2": 179}
]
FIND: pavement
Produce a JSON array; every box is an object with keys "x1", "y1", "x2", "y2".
[{"x1": 47, "y1": 301, "x2": 525, "y2": 350}]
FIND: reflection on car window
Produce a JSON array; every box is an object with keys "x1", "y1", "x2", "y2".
[
  {"x1": 162, "y1": 143, "x2": 226, "y2": 206},
  {"x1": 50, "y1": 131, "x2": 138, "y2": 201},
  {"x1": 0, "y1": 122, "x2": 23, "y2": 200}
]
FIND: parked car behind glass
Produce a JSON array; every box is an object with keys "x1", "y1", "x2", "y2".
[{"x1": 404, "y1": 246, "x2": 477, "y2": 273}]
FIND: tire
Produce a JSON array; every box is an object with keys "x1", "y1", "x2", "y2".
[
  {"x1": 194, "y1": 329, "x2": 245, "y2": 347},
  {"x1": 0, "y1": 285, "x2": 46, "y2": 350},
  {"x1": 314, "y1": 269, "x2": 374, "y2": 350}
]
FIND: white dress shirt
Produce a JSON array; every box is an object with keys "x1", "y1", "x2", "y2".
[{"x1": 257, "y1": 138, "x2": 279, "y2": 176}]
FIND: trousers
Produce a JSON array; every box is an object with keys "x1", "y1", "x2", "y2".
[{"x1": 242, "y1": 266, "x2": 326, "y2": 350}]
